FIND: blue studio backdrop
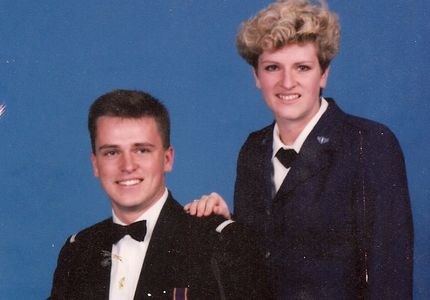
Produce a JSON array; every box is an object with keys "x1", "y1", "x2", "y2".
[{"x1": 0, "y1": 1, "x2": 429, "y2": 299}]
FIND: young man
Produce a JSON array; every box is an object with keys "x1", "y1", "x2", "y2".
[{"x1": 49, "y1": 90, "x2": 266, "y2": 300}]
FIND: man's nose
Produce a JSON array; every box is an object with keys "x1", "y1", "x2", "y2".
[{"x1": 121, "y1": 153, "x2": 137, "y2": 172}]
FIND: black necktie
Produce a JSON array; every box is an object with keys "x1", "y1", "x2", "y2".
[
  {"x1": 111, "y1": 220, "x2": 147, "y2": 244},
  {"x1": 275, "y1": 148, "x2": 298, "y2": 168}
]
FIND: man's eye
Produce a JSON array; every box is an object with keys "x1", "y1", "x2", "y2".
[
  {"x1": 103, "y1": 150, "x2": 118, "y2": 157},
  {"x1": 264, "y1": 64, "x2": 279, "y2": 72},
  {"x1": 137, "y1": 148, "x2": 149, "y2": 154},
  {"x1": 297, "y1": 65, "x2": 311, "y2": 72}
]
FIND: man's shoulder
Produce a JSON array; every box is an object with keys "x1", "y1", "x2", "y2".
[
  {"x1": 54, "y1": 218, "x2": 112, "y2": 271},
  {"x1": 161, "y1": 193, "x2": 189, "y2": 221},
  {"x1": 165, "y1": 192, "x2": 228, "y2": 234},
  {"x1": 66, "y1": 217, "x2": 111, "y2": 246}
]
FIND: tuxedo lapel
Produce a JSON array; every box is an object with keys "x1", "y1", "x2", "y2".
[
  {"x1": 274, "y1": 100, "x2": 344, "y2": 200},
  {"x1": 89, "y1": 237, "x2": 113, "y2": 299},
  {"x1": 134, "y1": 195, "x2": 188, "y2": 299},
  {"x1": 78, "y1": 219, "x2": 113, "y2": 299}
]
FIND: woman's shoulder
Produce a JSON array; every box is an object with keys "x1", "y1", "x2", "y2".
[
  {"x1": 337, "y1": 110, "x2": 402, "y2": 154},
  {"x1": 325, "y1": 99, "x2": 397, "y2": 142},
  {"x1": 245, "y1": 123, "x2": 274, "y2": 144},
  {"x1": 343, "y1": 112, "x2": 397, "y2": 141}
]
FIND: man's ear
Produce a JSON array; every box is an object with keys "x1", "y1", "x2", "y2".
[
  {"x1": 164, "y1": 146, "x2": 174, "y2": 173},
  {"x1": 91, "y1": 153, "x2": 99, "y2": 177}
]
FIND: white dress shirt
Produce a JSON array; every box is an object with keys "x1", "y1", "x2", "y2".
[
  {"x1": 272, "y1": 98, "x2": 328, "y2": 193},
  {"x1": 109, "y1": 188, "x2": 168, "y2": 300}
]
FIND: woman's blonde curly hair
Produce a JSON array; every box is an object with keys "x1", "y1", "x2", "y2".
[{"x1": 236, "y1": 0, "x2": 340, "y2": 71}]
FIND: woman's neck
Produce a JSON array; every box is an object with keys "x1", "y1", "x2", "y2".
[{"x1": 276, "y1": 121, "x2": 304, "y2": 145}]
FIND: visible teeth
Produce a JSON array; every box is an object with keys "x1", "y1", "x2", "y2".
[
  {"x1": 278, "y1": 94, "x2": 300, "y2": 101},
  {"x1": 118, "y1": 179, "x2": 141, "y2": 186}
]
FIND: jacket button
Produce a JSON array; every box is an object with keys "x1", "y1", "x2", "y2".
[
  {"x1": 265, "y1": 251, "x2": 271, "y2": 258},
  {"x1": 265, "y1": 209, "x2": 271, "y2": 216}
]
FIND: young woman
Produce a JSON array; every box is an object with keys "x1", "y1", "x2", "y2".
[{"x1": 186, "y1": 1, "x2": 413, "y2": 298}]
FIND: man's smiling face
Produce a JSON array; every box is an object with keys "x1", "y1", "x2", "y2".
[{"x1": 91, "y1": 116, "x2": 173, "y2": 223}]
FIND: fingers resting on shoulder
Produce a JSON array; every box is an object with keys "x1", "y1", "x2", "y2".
[{"x1": 184, "y1": 192, "x2": 231, "y2": 220}]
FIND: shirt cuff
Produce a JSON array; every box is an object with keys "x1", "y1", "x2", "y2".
[{"x1": 215, "y1": 220, "x2": 235, "y2": 233}]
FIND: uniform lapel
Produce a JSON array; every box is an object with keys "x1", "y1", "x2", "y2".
[
  {"x1": 274, "y1": 99, "x2": 344, "y2": 199},
  {"x1": 258, "y1": 126, "x2": 276, "y2": 210}
]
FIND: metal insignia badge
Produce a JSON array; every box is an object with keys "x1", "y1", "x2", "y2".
[
  {"x1": 100, "y1": 250, "x2": 112, "y2": 267},
  {"x1": 0, "y1": 104, "x2": 6, "y2": 118},
  {"x1": 317, "y1": 136, "x2": 329, "y2": 144}
]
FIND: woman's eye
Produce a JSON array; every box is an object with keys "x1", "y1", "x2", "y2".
[{"x1": 264, "y1": 64, "x2": 279, "y2": 72}]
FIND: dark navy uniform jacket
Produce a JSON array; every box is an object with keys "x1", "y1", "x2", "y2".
[
  {"x1": 49, "y1": 192, "x2": 267, "y2": 299},
  {"x1": 234, "y1": 99, "x2": 413, "y2": 299}
]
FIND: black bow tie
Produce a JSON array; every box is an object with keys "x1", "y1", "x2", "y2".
[
  {"x1": 276, "y1": 148, "x2": 298, "y2": 168},
  {"x1": 111, "y1": 220, "x2": 147, "y2": 244}
]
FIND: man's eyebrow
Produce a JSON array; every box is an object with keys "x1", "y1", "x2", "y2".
[
  {"x1": 97, "y1": 143, "x2": 156, "y2": 152},
  {"x1": 133, "y1": 143, "x2": 155, "y2": 148},
  {"x1": 97, "y1": 144, "x2": 119, "y2": 151}
]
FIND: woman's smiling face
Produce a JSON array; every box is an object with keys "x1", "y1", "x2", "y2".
[{"x1": 254, "y1": 42, "x2": 329, "y2": 129}]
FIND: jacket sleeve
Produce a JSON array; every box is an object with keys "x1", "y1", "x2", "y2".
[
  {"x1": 191, "y1": 216, "x2": 270, "y2": 300},
  {"x1": 233, "y1": 137, "x2": 251, "y2": 223},
  {"x1": 213, "y1": 221, "x2": 271, "y2": 300},
  {"x1": 233, "y1": 131, "x2": 268, "y2": 226},
  {"x1": 362, "y1": 127, "x2": 413, "y2": 299}
]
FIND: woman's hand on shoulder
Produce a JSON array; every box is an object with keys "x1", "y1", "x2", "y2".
[{"x1": 184, "y1": 192, "x2": 231, "y2": 220}]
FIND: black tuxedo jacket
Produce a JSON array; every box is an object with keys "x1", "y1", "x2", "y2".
[
  {"x1": 234, "y1": 99, "x2": 413, "y2": 299},
  {"x1": 49, "y1": 192, "x2": 267, "y2": 299}
]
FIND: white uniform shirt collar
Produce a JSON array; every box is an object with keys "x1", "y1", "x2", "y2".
[
  {"x1": 271, "y1": 98, "x2": 328, "y2": 193},
  {"x1": 112, "y1": 187, "x2": 168, "y2": 234},
  {"x1": 109, "y1": 187, "x2": 169, "y2": 300},
  {"x1": 272, "y1": 97, "x2": 328, "y2": 156}
]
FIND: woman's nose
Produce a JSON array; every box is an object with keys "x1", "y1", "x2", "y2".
[{"x1": 280, "y1": 70, "x2": 296, "y2": 89}]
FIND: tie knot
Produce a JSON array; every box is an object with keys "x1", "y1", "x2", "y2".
[
  {"x1": 275, "y1": 148, "x2": 298, "y2": 169},
  {"x1": 111, "y1": 220, "x2": 147, "y2": 244}
]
